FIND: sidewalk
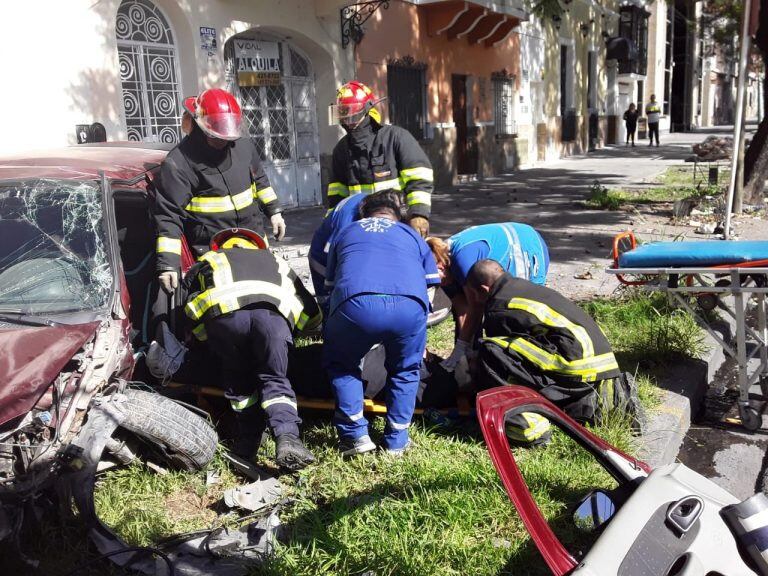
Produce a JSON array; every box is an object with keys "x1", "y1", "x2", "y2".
[{"x1": 275, "y1": 127, "x2": 745, "y2": 300}]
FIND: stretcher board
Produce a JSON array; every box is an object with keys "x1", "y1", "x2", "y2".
[
  {"x1": 164, "y1": 382, "x2": 474, "y2": 417},
  {"x1": 608, "y1": 232, "x2": 768, "y2": 431}
]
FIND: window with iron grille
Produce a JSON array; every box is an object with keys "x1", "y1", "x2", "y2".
[
  {"x1": 618, "y1": 5, "x2": 649, "y2": 76},
  {"x1": 492, "y1": 73, "x2": 516, "y2": 136},
  {"x1": 387, "y1": 57, "x2": 427, "y2": 140}
]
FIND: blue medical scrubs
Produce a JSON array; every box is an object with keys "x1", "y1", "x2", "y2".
[
  {"x1": 308, "y1": 194, "x2": 365, "y2": 315},
  {"x1": 323, "y1": 217, "x2": 440, "y2": 449},
  {"x1": 447, "y1": 222, "x2": 549, "y2": 292}
]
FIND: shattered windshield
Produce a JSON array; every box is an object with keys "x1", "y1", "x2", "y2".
[{"x1": 0, "y1": 180, "x2": 112, "y2": 314}]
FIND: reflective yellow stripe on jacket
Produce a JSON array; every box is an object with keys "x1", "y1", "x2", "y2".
[
  {"x1": 483, "y1": 336, "x2": 619, "y2": 383},
  {"x1": 348, "y1": 178, "x2": 402, "y2": 194},
  {"x1": 328, "y1": 182, "x2": 349, "y2": 199},
  {"x1": 399, "y1": 166, "x2": 433, "y2": 184},
  {"x1": 186, "y1": 253, "x2": 304, "y2": 324},
  {"x1": 156, "y1": 236, "x2": 182, "y2": 255},
  {"x1": 507, "y1": 298, "x2": 594, "y2": 357},
  {"x1": 185, "y1": 189, "x2": 253, "y2": 213},
  {"x1": 254, "y1": 185, "x2": 277, "y2": 204}
]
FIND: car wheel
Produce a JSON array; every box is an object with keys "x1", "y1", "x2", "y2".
[{"x1": 116, "y1": 389, "x2": 218, "y2": 471}]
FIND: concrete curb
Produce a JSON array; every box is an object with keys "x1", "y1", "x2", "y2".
[{"x1": 638, "y1": 299, "x2": 737, "y2": 468}]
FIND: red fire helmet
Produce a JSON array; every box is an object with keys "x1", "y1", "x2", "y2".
[
  {"x1": 209, "y1": 228, "x2": 268, "y2": 251},
  {"x1": 183, "y1": 88, "x2": 243, "y2": 141},
  {"x1": 329, "y1": 80, "x2": 383, "y2": 126}
]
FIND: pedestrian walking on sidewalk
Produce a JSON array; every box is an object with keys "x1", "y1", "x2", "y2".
[
  {"x1": 645, "y1": 94, "x2": 661, "y2": 147},
  {"x1": 623, "y1": 103, "x2": 639, "y2": 147},
  {"x1": 323, "y1": 190, "x2": 440, "y2": 456}
]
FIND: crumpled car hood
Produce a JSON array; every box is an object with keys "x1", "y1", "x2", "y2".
[{"x1": 0, "y1": 322, "x2": 99, "y2": 427}]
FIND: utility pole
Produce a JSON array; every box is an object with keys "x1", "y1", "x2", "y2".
[{"x1": 724, "y1": 0, "x2": 752, "y2": 238}]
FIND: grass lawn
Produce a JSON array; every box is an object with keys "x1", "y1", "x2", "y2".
[
  {"x1": 585, "y1": 165, "x2": 731, "y2": 210},
  {"x1": 5, "y1": 292, "x2": 701, "y2": 575}
]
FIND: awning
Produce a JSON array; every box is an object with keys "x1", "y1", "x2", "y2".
[
  {"x1": 422, "y1": 1, "x2": 527, "y2": 47},
  {"x1": 605, "y1": 37, "x2": 638, "y2": 61}
]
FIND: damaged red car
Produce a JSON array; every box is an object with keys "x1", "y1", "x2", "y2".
[{"x1": 0, "y1": 144, "x2": 219, "y2": 563}]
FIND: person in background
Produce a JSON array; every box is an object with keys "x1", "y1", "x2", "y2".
[
  {"x1": 623, "y1": 103, "x2": 639, "y2": 147},
  {"x1": 323, "y1": 190, "x2": 440, "y2": 456},
  {"x1": 183, "y1": 228, "x2": 321, "y2": 471},
  {"x1": 645, "y1": 94, "x2": 661, "y2": 147},
  {"x1": 427, "y1": 222, "x2": 549, "y2": 371},
  {"x1": 327, "y1": 81, "x2": 433, "y2": 237},
  {"x1": 154, "y1": 88, "x2": 286, "y2": 295}
]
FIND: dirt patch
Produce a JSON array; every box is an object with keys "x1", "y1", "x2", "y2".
[{"x1": 163, "y1": 485, "x2": 221, "y2": 526}]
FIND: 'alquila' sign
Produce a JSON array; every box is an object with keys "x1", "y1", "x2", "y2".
[{"x1": 235, "y1": 39, "x2": 281, "y2": 87}]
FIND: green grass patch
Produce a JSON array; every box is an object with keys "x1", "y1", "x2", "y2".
[
  {"x1": 581, "y1": 291, "x2": 707, "y2": 368},
  {"x1": 426, "y1": 315, "x2": 455, "y2": 355},
  {"x1": 586, "y1": 166, "x2": 732, "y2": 210},
  {"x1": 585, "y1": 181, "x2": 625, "y2": 210},
  {"x1": 94, "y1": 448, "x2": 241, "y2": 547},
  {"x1": 657, "y1": 165, "x2": 730, "y2": 188}
]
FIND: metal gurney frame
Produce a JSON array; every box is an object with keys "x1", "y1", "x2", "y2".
[{"x1": 608, "y1": 231, "x2": 768, "y2": 431}]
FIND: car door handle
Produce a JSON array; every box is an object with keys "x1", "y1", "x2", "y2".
[{"x1": 666, "y1": 496, "x2": 704, "y2": 536}]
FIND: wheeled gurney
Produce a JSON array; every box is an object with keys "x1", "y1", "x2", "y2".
[{"x1": 608, "y1": 231, "x2": 768, "y2": 430}]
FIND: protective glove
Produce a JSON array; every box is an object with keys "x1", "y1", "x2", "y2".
[
  {"x1": 440, "y1": 339, "x2": 471, "y2": 372},
  {"x1": 409, "y1": 215, "x2": 429, "y2": 238},
  {"x1": 158, "y1": 270, "x2": 178, "y2": 293},
  {"x1": 270, "y1": 213, "x2": 286, "y2": 241}
]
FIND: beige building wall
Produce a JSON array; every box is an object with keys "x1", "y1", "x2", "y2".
[{"x1": 0, "y1": 0, "x2": 354, "y2": 156}]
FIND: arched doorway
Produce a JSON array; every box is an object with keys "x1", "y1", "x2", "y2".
[
  {"x1": 225, "y1": 35, "x2": 321, "y2": 208},
  {"x1": 116, "y1": 0, "x2": 182, "y2": 143}
]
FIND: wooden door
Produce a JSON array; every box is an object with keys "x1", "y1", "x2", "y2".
[{"x1": 452, "y1": 74, "x2": 477, "y2": 175}]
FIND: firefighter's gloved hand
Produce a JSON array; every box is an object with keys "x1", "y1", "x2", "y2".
[
  {"x1": 158, "y1": 270, "x2": 179, "y2": 293},
  {"x1": 441, "y1": 339, "x2": 471, "y2": 372},
  {"x1": 409, "y1": 215, "x2": 429, "y2": 238},
  {"x1": 270, "y1": 213, "x2": 286, "y2": 241}
]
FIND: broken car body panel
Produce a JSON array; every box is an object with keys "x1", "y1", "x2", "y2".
[{"x1": 0, "y1": 322, "x2": 98, "y2": 426}]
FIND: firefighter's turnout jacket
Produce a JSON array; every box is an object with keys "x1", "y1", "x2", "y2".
[
  {"x1": 155, "y1": 127, "x2": 281, "y2": 271},
  {"x1": 328, "y1": 122, "x2": 433, "y2": 219},
  {"x1": 184, "y1": 247, "x2": 321, "y2": 340},
  {"x1": 482, "y1": 274, "x2": 620, "y2": 386}
]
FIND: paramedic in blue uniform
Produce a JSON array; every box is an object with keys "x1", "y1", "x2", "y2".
[
  {"x1": 323, "y1": 190, "x2": 440, "y2": 456},
  {"x1": 308, "y1": 194, "x2": 365, "y2": 318},
  {"x1": 427, "y1": 222, "x2": 549, "y2": 371}
]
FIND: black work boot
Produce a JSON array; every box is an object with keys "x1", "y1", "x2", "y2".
[
  {"x1": 275, "y1": 434, "x2": 315, "y2": 471},
  {"x1": 231, "y1": 407, "x2": 268, "y2": 459}
]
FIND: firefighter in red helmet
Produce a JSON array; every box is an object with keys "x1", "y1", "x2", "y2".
[
  {"x1": 154, "y1": 88, "x2": 286, "y2": 293},
  {"x1": 327, "y1": 81, "x2": 433, "y2": 237},
  {"x1": 183, "y1": 228, "x2": 321, "y2": 471}
]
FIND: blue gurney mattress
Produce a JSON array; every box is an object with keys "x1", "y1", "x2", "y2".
[{"x1": 618, "y1": 241, "x2": 768, "y2": 268}]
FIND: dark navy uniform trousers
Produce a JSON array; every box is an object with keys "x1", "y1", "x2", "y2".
[{"x1": 205, "y1": 307, "x2": 301, "y2": 437}]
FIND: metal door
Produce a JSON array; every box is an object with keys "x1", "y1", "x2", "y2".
[
  {"x1": 116, "y1": 0, "x2": 182, "y2": 143},
  {"x1": 229, "y1": 41, "x2": 321, "y2": 208}
]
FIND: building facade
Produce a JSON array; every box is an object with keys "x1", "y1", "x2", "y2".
[{"x1": 1, "y1": 0, "x2": 358, "y2": 208}]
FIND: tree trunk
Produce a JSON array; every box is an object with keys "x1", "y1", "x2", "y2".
[
  {"x1": 744, "y1": 116, "x2": 768, "y2": 204},
  {"x1": 743, "y1": 0, "x2": 768, "y2": 203}
]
